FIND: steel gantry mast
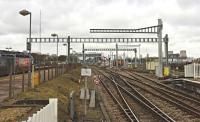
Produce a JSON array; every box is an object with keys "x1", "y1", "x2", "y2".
[
  {"x1": 84, "y1": 48, "x2": 137, "y2": 51},
  {"x1": 89, "y1": 19, "x2": 164, "y2": 77},
  {"x1": 27, "y1": 19, "x2": 168, "y2": 77},
  {"x1": 28, "y1": 36, "x2": 168, "y2": 77},
  {"x1": 28, "y1": 37, "x2": 161, "y2": 66},
  {"x1": 118, "y1": 44, "x2": 141, "y2": 67},
  {"x1": 83, "y1": 47, "x2": 137, "y2": 67}
]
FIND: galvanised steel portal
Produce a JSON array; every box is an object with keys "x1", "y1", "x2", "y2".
[
  {"x1": 26, "y1": 19, "x2": 168, "y2": 77},
  {"x1": 28, "y1": 37, "x2": 160, "y2": 43}
]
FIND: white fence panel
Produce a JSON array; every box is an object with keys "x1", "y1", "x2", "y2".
[
  {"x1": 184, "y1": 63, "x2": 200, "y2": 78},
  {"x1": 23, "y1": 98, "x2": 57, "y2": 122}
]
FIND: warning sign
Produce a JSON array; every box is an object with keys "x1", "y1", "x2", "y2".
[
  {"x1": 81, "y1": 68, "x2": 91, "y2": 76},
  {"x1": 93, "y1": 75, "x2": 100, "y2": 85}
]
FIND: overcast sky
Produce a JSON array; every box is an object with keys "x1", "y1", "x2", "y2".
[{"x1": 0, "y1": 0, "x2": 199, "y2": 58}]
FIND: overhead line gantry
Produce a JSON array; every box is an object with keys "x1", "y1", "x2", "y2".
[
  {"x1": 90, "y1": 25, "x2": 161, "y2": 33},
  {"x1": 83, "y1": 48, "x2": 137, "y2": 67},
  {"x1": 89, "y1": 19, "x2": 165, "y2": 77},
  {"x1": 27, "y1": 19, "x2": 168, "y2": 77}
]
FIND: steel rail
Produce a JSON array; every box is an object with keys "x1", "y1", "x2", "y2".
[
  {"x1": 125, "y1": 71, "x2": 200, "y2": 108},
  {"x1": 107, "y1": 71, "x2": 175, "y2": 121},
  {"x1": 96, "y1": 69, "x2": 139, "y2": 122},
  {"x1": 116, "y1": 82, "x2": 175, "y2": 122},
  {"x1": 130, "y1": 71, "x2": 200, "y2": 102},
  {"x1": 111, "y1": 70, "x2": 200, "y2": 117},
  {"x1": 113, "y1": 74, "x2": 175, "y2": 122},
  {"x1": 96, "y1": 68, "x2": 174, "y2": 121}
]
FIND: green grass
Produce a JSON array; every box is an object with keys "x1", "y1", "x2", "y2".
[{"x1": 1, "y1": 66, "x2": 82, "y2": 122}]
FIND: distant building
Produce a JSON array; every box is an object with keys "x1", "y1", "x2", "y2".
[
  {"x1": 168, "y1": 53, "x2": 180, "y2": 63},
  {"x1": 180, "y1": 50, "x2": 187, "y2": 58},
  {"x1": 168, "y1": 51, "x2": 173, "y2": 55},
  {"x1": 146, "y1": 54, "x2": 149, "y2": 58}
]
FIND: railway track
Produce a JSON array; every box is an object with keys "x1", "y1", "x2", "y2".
[
  {"x1": 94, "y1": 68, "x2": 175, "y2": 122},
  {"x1": 125, "y1": 71, "x2": 200, "y2": 110},
  {"x1": 96, "y1": 70, "x2": 139, "y2": 122},
  {"x1": 124, "y1": 69, "x2": 200, "y2": 101},
  {"x1": 107, "y1": 69, "x2": 200, "y2": 121}
]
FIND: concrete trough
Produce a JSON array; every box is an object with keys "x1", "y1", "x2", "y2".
[{"x1": 89, "y1": 90, "x2": 95, "y2": 108}]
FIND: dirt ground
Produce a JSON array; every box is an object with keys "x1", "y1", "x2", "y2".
[{"x1": 0, "y1": 66, "x2": 104, "y2": 122}]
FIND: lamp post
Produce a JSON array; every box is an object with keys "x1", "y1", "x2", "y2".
[
  {"x1": 63, "y1": 43, "x2": 68, "y2": 64},
  {"x1": 19, "y1": 9, "x2": 32, "y2": 88},
  {"x1": 19, "y1": 9, "x2": 31, "y2": 51},
  {"x1": 51, "y1": 33, "x2": 59, "y2": 62},
  {"x1": 6, "y1": 47, "x2": 12, "y2": 51},
  {"x1": 51, "y1": 33, "x2": 59, "y2": 76}
]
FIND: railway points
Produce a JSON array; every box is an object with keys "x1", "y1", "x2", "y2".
[
  {"x1": 1, "y1": 58, "x2": 200, "y2": 121},
  {"x1": 0, "y1": 8, "x2": 200, "y2": 122}
]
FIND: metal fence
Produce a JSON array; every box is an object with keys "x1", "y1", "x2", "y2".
[
  {"x1": 22, "y1": 98, "x2": 57, "y2": 122},
  {"x1": 32, "y1": 64, "x2": 68, "y2": 88},
  {"x1": 184, "y1": 63, "x2": 200, "y2": 78},
  {"x1": 0, "y1": 63, "x2": 80, "y2": 102}
]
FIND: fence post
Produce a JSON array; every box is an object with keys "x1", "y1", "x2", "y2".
[
  {"x1": 54, "y1": 66, "x2": 55, "y2": 78},
  {"x1": 54, "y1": 65, "x2": 56, "y2": 78},
  {"x1": 59, "y1": 65, "x2": 61, "y2": 75},
  {"x1": 44, "y1": 65, "x2": 46, "y2": 82},
  {"x1": 39, "y1": 64, "x2": 41, "y2": 84},
  {"x1": 62, "y1": 64, "x2": 64, "y2": 74},
  {"x1": 194, "y1": 63, "x2": 196, "y2": 78},
  {"x1": 31, "y1": 65, "x2": 35, "y2": 88},
  {"x1": 49, "y1": 98, "x2": 58, "y2": 122},
  {"x1": 65, "y1": 64, "x2": 66, "y2": 73},
  {"x1": 52, "y1": 66, "x2": 53, "y2": 79},
  {"x1": 57, "y1": 65, "x2": 59, "y2": 76},
  {"x1": 48, "y1": 65, "x2": 50, "y2": 81},
  {"x1": 22, "y1": 68, "x2": 25, "y2": 92},
  {"x1": 56, "y1": 65, "x2": 58, "y2": 77},
  {"x1": 56, "y1": 64, "x2": 58, "y2": 77},
  {"x1": 9, "y1": 63, "x2": 13, "y2": 98}
]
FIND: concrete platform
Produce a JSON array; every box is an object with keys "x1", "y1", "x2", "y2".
[
  {"x1": 80, "y1": 88, "x2": 85, "y2": 100},
  {"x1": 89, "y1": 90, "x2": 95, "y2": 108}
]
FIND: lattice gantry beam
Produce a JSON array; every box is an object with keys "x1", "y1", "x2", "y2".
[
  {"x1": 76, "y1": 53, "x2": 102, "y2": 57},
  {"x1": 28, "y1": 37, "x2": 162, "y2": 43},
  {"x1": 90, "y1": 25, "x2": 162, "y2": 33},
  {"x1": 84, "y1": 48, "x2": 136, "y2": 52}
]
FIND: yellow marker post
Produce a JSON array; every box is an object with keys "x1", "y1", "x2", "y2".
[
  {"x1": 34, "y1": 72, "x2": 40, "y2": 86},
  {"x1": 164, "y1": 67, "x2": 170, "y2": 77}
]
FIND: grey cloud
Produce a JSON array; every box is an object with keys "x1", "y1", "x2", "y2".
[
  {"x1": 0, "y1": 0, "x2": 200, "y2": 57},
  {"x1": 187, "y1": 38, "x2": 200, "y2": 43},
  {"x1": 126, "y1": 0, "x2": 154, "y2": 5},
  {"x1": 176, "y1": 0, "x2": 200, "y2": 9},
  {"x1": 165, "y1": 13, "x2": 200, "y2": 27}
]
